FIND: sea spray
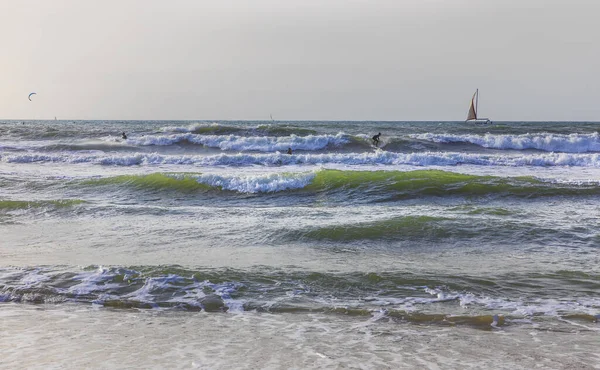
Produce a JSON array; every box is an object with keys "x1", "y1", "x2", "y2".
[{"x1": 412, "y1": 132, "x2": 600, "y2": 153}]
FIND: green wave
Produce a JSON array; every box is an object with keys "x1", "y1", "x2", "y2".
[
  {"x1": 81, "y1": 173, "x2": 212, "y2": 193},
  {"x1": 308, "y1": 169, "x2": 599, "y2": 198},
  {"x1": 290, "y1": 216, "x2": 591, "y2": 244},
  {"x1": 297, "y1": 216, "x2": 451, "y2": 241},
  {"x1": 76, "y1": 169, "x2": 600, "y2": 198},
  {"x1": 309, "y1": 169, "x2": 489, "y2": 189},
  {"x1": 309, "y1": 169, "x2": 533, "y2": 194},
  {"x1": 0, "y1": 199, "x2": 85, "y2": 211}
]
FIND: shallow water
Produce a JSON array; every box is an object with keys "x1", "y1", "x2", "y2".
[{"x1": 1, "y1": 304, "x2": 598, "y2": 370}]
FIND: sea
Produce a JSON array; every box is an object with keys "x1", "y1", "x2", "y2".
[{"x1": 0, "y1": 120, "x2": 599, "y2": 369}]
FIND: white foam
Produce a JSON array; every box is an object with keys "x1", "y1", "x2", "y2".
[
  {"x1": 1, "y1": 267, "x2": 598, "y2": 321},
  {"x1": 413, "y1": 132, "x2": 600, "y2": 153},
  {"x1": 124, "y1": 133, "x2": 350, "y2": 151},
  {"x1": 0, "y1": 268, "x2": 51, "y2": 291},
  {"x1": 427, "y1": 287, "x2": 600, "y2": 317},
  {"x1": 122, "y1": 274, "x2": 185, "y2": 308},
  {"x1": 185, "y1": 172, "x2": 317, "y2": 193},
  {"x1": 65, "y1": 266, "x2": 122, "y2": 296},
  {"x1": 161, "y1": 122, "x2": 221, "y2": 133},
  {"x1": 6, "y1": 150, "x2": 600, "y2": 168},
  {"x1": 363, "y1": 286, "x2": 600, "y2": 319}
]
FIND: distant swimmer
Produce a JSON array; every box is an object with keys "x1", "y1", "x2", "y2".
[
  {"x1": 372, "y1": 132, "x2": 381, "y2": 147},
  {"x1": 121, "y1": 132, "x2": 128, "y2": 140},
  {"x1": 287, "y1": 147, "x2": 292, "y2": 155}
]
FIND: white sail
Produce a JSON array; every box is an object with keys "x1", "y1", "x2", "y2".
[
  {"x1": 466, "y1": 91, "x2": 477, "y2": 121},
  {"x1": 465, "y1": 89, "x2": 490, "y2": 123}
]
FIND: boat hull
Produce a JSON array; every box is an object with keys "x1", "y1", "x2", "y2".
[{"x1": 466, "y1": 119, "x2": 492, "y2": 124}]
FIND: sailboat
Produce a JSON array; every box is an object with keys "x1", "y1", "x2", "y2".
[{"x1": 465, "y1": 89, "x2": 492, "y2": 124}]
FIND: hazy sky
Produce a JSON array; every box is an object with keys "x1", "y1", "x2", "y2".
[{"x1": 1, "y1": 0, "x2": 598, "y2": 121}]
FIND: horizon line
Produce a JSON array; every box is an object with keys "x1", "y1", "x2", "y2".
[{"x1": 2, "y1": 118, "x2": 600, "y2": 123}]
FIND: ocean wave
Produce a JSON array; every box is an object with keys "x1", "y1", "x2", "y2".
[
  {"x1": 288, "y1": 215, "x2": 453, "y2": 241},
  {"x1": 281, "y1": 213, "x2": 593, "y2": 245},
  {"x1": 83, "y1": 172, "x2": 316, "y2": 194},
  {"x1": 5, "y1": 150, "x2": 600, "y2": 167},
  {"x1": 253, "y1": 124, "x2": 319, "y2": 136},
  {"x1": 412, "y1": 132, "x2": 600, "y2": 153},
  {"x1": 161, "y1": 122, "x2": 318, "y2": 137},
  {"x1": 0, "y1": 122, "x2": 131, "y2": 140},
  {"x1": 1, "y1": 266, "x2": 597, "y2": 325},
  {"x1": 78, "y1": 170, "x2": 600, "y2": 198},
  {"x1": 123, "y1": 133, "x2": 350, "y2": 151},
  {"x1": 192, "y1": 172, "x2": 315, "y2": 193},
  {"x1": 161, "y1": 122, "x2": 245, "y2": 135},
  {"x1": 0, "y1": 199, "x2": 85, "y2": 211}
]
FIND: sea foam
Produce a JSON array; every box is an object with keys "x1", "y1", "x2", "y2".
[
  {"x1": 413, "y1": 132, "x2": 600, "y2": 153},
  {"x1": 5, "y1": 150, "x2": 600, "y2": 167},
  {"x1": 184, "y1": 172, "x2": 316, "y2": 193},
  {"x1": 124, "y1": 133, "x2": 349, "y2": 151}
]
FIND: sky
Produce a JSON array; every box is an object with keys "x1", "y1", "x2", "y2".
[{"x1": 0, "y1": 0, "x2": 598, "y2": 121}]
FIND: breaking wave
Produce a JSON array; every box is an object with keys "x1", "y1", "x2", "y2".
[
  {"x1": 123, "y1": 133, "x2": 350, "y2": 151},
  {"x1": 413, "y1": 132, "x2": 600, "y2": 153},
  {"x1": 1, "y1": 266, "x2": 597, "y2": 327},
  {"x1": 82, "y1": 172, "x2": 316, "y2": 194},
  {"x1": 161, "y1": 122, "x2": 318, "y2": 137},
  {"x1": 5, "y1": 150, "x2": 600, "y2": 167},
  {"x1": 78, "y1": 169, "x2": 600, "y2": 198}
]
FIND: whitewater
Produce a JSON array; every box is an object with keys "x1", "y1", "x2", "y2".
[{"x1": 1, "y1": 120, "x2": 599, "y2": 369}]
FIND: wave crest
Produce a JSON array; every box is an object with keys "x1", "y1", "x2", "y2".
[
  {"x1": 77, "y1": 169, "x2": 600, "y2": 198},
  {"x1": 413, "y1": 132, "x2": 600, "y2": 153},
  {"x1": 124, "y1": 133, "x2": 349, "y2": 151},
  {"x1": 83, "y1": 172, "x2": 316, "y2": 194},
  {"x1": 6, "y1": 150, "x2": 600, "y2": 167},
  {"x1": 1, "y1": 266, "x2": 597, "y2": 322}
]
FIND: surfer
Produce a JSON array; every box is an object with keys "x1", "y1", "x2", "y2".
[
  {"x1": 287, "y1": 147, "x2": 292, "y2": 155},
  {"x1": 121, "y1": 132, "x2": 128, "y2": 140},
  {"x1": 372, "y1": 133, "x2": 381, "y2": 147}
]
